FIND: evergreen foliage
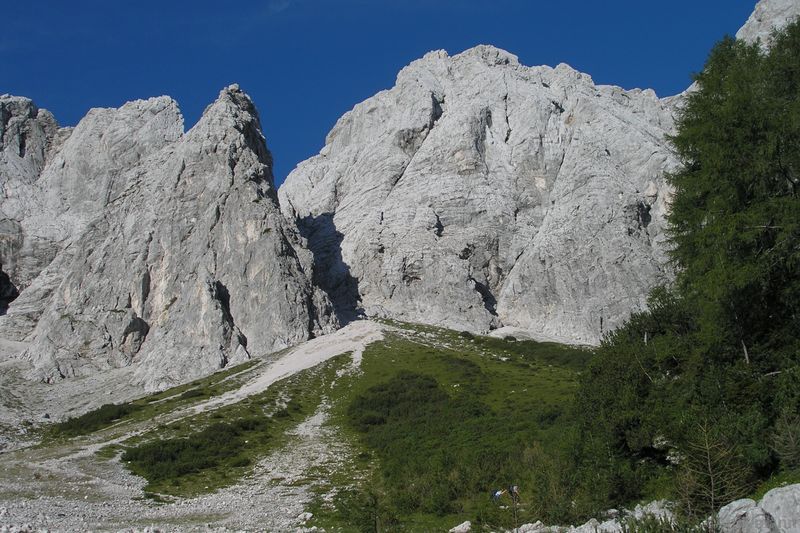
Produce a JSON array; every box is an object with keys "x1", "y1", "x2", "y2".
[
  {"x1": 570, "y1": 19, "x2": 800, "y2": 516},
  {"x1": 52, "y1": 402, "x2": 142, "y2": 437}
]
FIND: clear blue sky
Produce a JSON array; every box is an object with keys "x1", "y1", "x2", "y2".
[{"x1": 2, "y1": 1, "x2": 756, "y2": 186}]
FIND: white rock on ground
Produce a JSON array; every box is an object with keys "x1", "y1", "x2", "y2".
[
  {"x1": 716, "y1": 483, "x2": 800, "y2": 532},
  {"x1": 717, "y1": 484, "x2": 800, "y2": 533},
  {"x1": 449, "y1": 520, "x2": 472, "y2": 533},
  {"x1": 514, "y1": 484, "x2": 800, "y2": 533}
]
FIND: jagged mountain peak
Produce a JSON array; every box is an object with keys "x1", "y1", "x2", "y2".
[
  {"x1": 195, "y1": 84, "x2": 261, "y2": 134},
  {"x1": 0, "y1": 86, "x2": 336, "y2": 391}
]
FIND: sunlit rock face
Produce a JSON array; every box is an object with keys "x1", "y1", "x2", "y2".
[
  {"x1": 280, "y1": 45, "x2": 677, "y2": 344},
  {"x1": 0, "y1": 87, "x2": 336, "y2": 390},
  {"x1": 280, "y1": 0, "x2": 800, "y2": 345}
]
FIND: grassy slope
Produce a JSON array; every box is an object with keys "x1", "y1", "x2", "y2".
[
  {"x1": 119, "y1": 354, "x2": 350, "y2": 497},
  {"x1": 310, "y1": 322, "x2": 590, "y2": 531},
  {"x1": 44, "y1": 320, "x2": 591, "y2": 530},
  {"x1": 46, "y1": 358, "x2": 264, "y2": 441}
]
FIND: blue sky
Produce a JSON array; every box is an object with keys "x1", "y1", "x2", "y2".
[{"x1": 2, "y1": 1, "x2": 755, "y2": 185}]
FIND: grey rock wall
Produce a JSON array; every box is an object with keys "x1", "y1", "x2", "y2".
[
  {"x1": 0, "y1": 86, "x2": 336, "y2": 390},
  {"x1": 279, "y1": 0, "x2": 800, "y2": 345},
  {"x1": 280, "y1": 47, "x2": 677, "y2": 344}
]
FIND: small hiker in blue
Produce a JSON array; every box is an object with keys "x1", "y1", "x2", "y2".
[{"x1": 491, "y1": 488, "x2": 506, "y2": 503}]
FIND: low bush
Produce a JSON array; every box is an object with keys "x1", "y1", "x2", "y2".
[
  {"x1": 179, "y1": 389, "x2": 206, "y2": 400},
  {"x1": 121, "y1": 419, "x2": 265, "y2": 482},
  {"x1": 52, "y1": 402, "x2": 142, "y2": 437}
]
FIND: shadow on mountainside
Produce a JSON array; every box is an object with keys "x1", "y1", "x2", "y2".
[
  {"x1": 297, "y1": 213, "x2": 362, "y2": 325},
  {"x1": 0, "y1": 266, "x2": 19, "y2": 316}
]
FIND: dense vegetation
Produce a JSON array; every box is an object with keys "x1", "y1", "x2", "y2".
[
  {"x1": 309, "y1": 329, "x2": 589, "y2": 531},
  {"x1": 122, "y1": 418, "x2": 263, "y2": 481},
  {"x1": 569, "y1": 20, "x2": 800, "y2": 520},
  {"x1": 52, "y1": 402, "x2": 143, "y2": 437}
]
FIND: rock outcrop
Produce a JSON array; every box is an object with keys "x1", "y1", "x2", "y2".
[
  {"x1": 737, "y1": 0, "x2": 800, "y2": 49},
  {"x1": 0, "y1": 86, "x2": 336, "y2": 390},
  {"x1": 0, "y1": 96, "x2": 62, "y2": 298},
  {"x1": 511, "y1": 483, "x2": 800, "y2": 532},
  {"x1": 2, "y1": 0, "x2": 796, "y2": 389},
  {"x1": 280, "y1": 46, "x2": 676, "y2": 343},
  {"x1": 716, "y1": 484, "x2": 800, "y2": 533}
]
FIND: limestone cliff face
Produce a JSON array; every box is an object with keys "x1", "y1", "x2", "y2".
[
  {"x1": 279, "y1": 0, "x2": 800, "y2": 345},
  {"x1": 0, "y1": 86, "x2": 336, "y2": 390},
  {"x1": 279, "y1": 47, "x2": 677, "y2": 344},
  {"x1": 0, "y1": 96, "x2": 63, "y2": 300}
]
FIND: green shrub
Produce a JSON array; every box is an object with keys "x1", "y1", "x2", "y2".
[
  {"x1": 52, "y1": 402, "x2": 142, "y2": 437},
  {"x1": 122, "y1": 421, "x2": 246, "y2": 481},
  {"x1": 179, "y1": 389, "x2": 205, "y2": 400}
]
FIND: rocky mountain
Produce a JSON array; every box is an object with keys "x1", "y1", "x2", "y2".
[
  {"x1": 1, "y1": 0, "x2": 797, "y2": 394},
  {"x1": 279, "y1": 0, "x2": 800, "y2": 345},
  {"x1": 0, "y1": 86, "x2": 336, "y2": 390},
  {"x1": 279, "y1": 47, "x2": 677, "y2": 345}
]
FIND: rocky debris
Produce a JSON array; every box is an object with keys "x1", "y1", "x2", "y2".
[
  {"x1": 450, "y1": 520, "x2": 472, "y2": 533},
  {"x1": 511, "y1": 485, "x2": 800, "y2": 532},
  {"x1": 280, "y1": 45, "x2": 677, "y2": 344},
  {"x1": 195, "y1": 319, "x2": 384, "y2": 413},
  {"x1": 0, "y1": 86, "x2": 336, "y2": 391},
  {"x1": 0, "y1": 401, "x2": 355, "y2": 532},
  {"x1": 513, "y1": 501, "x2": 672, "y2": 532},
  {"x1": 736, "y1": 0, "x2": 800, "y2": 49},
  {"x1": 718, "y1": 484, "x2": 800, "y2": 533},
  {"x1": 0, "y1": 525, "x2": 36, "y2": 533}
]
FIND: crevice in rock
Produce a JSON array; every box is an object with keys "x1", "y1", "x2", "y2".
[
  {"x1": 626, "y1": 201, "x2": 652, "y2": 234},
  {"x1": 638, "y1": 201, "x2": 652, "y2": 229},
  {"x1": 429, "y1": 92, "x2": 444, "y2": 128},
  {"x1": 210, "y1": 279, "x2": 249, "y2": 367},
  {"x1": 296, "y1": 212, "x2": 361, "y2": 325},
  {"x1": 120, "y1": 315, "x2": 150, "y2": 362},
  {"x1": 391, "y1": 92, "x2": 446, "y2": 189},
  {"x1": 0, "y1": 264, "x2": 19, "y2": 316},
  {"x1": 468, "y1": 276, "x2": 498, "y2": 316},
  {"x1": 18, "y1": 130, "x2": 26, "y2": 158},
  {"x1": 213, "y1": 280, "x2": 233, "y2": 324},
  {"x1": 434, "y1": 213, "x2": 444, "y2": 237},
  {"x1": 502, "y1": 93, "x2": 512, "y2": 144},
  {"x1": 475, "y1": 108, "x2": 493, "y2": 173}
]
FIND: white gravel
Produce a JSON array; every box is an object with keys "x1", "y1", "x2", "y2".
[{"x1": 0, "y1": 320, "x2": 383, "y2": 531}]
